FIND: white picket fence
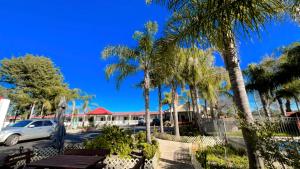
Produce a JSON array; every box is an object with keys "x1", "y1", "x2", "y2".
[
  {"x1": 144, "y1": 152, "x2": 159, "y2": 169},
  {"x1": 154, "y1": 133, "x2": 224, "y2": 146},
  {"x1": 104, "y1": 156, "x2": 139, "y2": 169},
  {"x1": 104, "y1": 152, "x2": 159, "y2": 169}
]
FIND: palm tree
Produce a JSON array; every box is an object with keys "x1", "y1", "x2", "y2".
[
  {"x1": 162, "y1": 46, "x2": 186, "y2": 139},
  {"x1": 200, "y1": 67, "x2": 231, "y2": 119},
  {"x1": 40, "y1": 99, "x2": 52, "y2": 118},
  {"x1": 102, "y1": 21, "x2": 158, "y2": 143},
  {"x1": 162, "y1": 91, "x2": 174, "y2": 125},
  {"x1": 147, "y1": 1, "x2": 285, "y2": 167},
  {"x1": 181, "y1": 47, "x2": 215, "y2": 117},
  {"x1": 276, "y1": 80, "x2": 300, "y2": 112},
  {"x1": 178, "y1": 89, "x2": 193, "y2": 122},
  {"x1": 244, "y1": 58, "x2": 278, "y2": 119},
  {"x1": 150, "y1": 55, "x2": 169, "y2": 133}
]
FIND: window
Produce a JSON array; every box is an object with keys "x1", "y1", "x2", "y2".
[
  {"x1": 133, "y1": 116, "x2": 138, "y2": 120},
  {"x1": 43, "y1": 121, "x2": 53, "y2": 126},
  {"x1": 78, "y1": 117, "x2": 83, "y2": 122},
  {"x1": 124, "y1": 117, "x2": 128, "y2": 120},
  {"x1": 100, "y1": 117, "x2": 105, "y2": 121},
  {"x1": 31, "y1": 121, "x2": 43, "y2": 127},
  {"x1": 112, "y1": 117, "x2": 115, "y2": 121},
  {"x1": 11, "y1": 120, "x2": 32, "y2": 127}
]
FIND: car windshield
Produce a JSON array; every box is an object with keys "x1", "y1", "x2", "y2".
[{"x1": 11, "y1": 120, "x2": 32, "y2": 127}]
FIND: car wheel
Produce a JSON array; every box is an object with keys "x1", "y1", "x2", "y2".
[{"x1": 5, "y1": 134, "x2": 19, "y2": 146}]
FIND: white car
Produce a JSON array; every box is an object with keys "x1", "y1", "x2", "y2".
[
  {"x1": 138, "y1": 117, "x2": 145, "y2": 126},
  {"x1": 0, "y1": 119, "x2": 56, "y2": 146}
]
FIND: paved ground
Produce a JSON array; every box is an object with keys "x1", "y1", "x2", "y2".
[
  {"x1": 0, "y1": 131, "x2": 101, "y2": 166},
  {"x1": 156, "y1": 138, "x2": 194, "y2": 169}
]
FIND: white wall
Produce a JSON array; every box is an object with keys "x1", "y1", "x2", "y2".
[{"x1": 0, "y1": 99, "x2": 10, "y2": 130}]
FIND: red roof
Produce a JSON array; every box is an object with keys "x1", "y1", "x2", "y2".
[
  {"x1": 86, "y1": 107, "x2": 112, "y2": 115},
  {"x1": 113, "y1": 112, "x2": 160, "y2": 116}
]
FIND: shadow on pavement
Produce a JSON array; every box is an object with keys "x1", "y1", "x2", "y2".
[{"x1": 159, "y1": 158, "x2": 194, "y2": 169}]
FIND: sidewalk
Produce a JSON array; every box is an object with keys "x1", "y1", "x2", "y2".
[{"x1": 156, "y1": 138, "x2": 194, "y2": 169}]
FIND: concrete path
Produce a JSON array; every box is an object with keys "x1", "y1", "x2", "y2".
[{"x1": 157, "y1": 138, "x2": 194, "y2": 169}]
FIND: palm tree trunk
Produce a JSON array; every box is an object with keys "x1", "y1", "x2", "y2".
[
  {"x1": 204, "y1": 99, "x2": 208, "y2": 118},
  {"x1": 222, "y1": 36, "x2": 263, "y2": 169},
  {"x1": 71, "y1": 100, "x2": 76, "y2": 128},
  {"x1": 258, "y1": 92, "x2": 271, "y2": 119},
  {"x1": 194, "y1": 87, "x2": 201, "y2": 115},
  {"x1": 14, "y1": 112, "x2": 18, "y2": 123},
  {"x1": 158, "y1": 85, "x2": 164, "y2": 133},
  {"x1": 144, "y1": 69, "x2": 151, "y2": 143},
  {"x1": 171, "y1": 82, "x2": 180, "y2": 139},
  {"x1": 41, "y1": 104, "x2": 45, "y2": 118},
  {"x1": 28, "y1": 103, "x2": 35, "y2": 119},
  {"x1": 189, "y1": 85, "x2": 196, "y2": 114},
  {"x1": 169, "y1": 104, "x2": 174, "y2": 125},
  {"x1": 285, "y1": 99, "x2": 292, "y2": 112},
  {"x1": 277, "y1": 98, "x2": 286, "y2": 116},
  {"x1": 210, "y1": 102, "x2": 216, "y2": 119},
  {"x1": 294, "y1": 97, "x2": 300, "y2": 112},
  {"x1": 253, "y1": 92, "x2": 262, "y2": 117}
]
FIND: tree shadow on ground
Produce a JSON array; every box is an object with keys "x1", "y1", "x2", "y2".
[{"x1": 159, "y1": 158, "x2": 194, "y2": 169}]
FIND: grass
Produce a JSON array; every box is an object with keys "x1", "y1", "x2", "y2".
[
  {"x1": 196, "y1": 144, "x2": 249, "y2": 169},
  {"x1": 226, "y1": 131, "x2": 293, "y2": 138}
]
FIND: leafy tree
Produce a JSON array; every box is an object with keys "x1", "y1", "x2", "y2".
[
  {"x1": 102, "y1": 21, "x2": 158, "y2": 143},
  {"x1": 275, "y1": 42, "x2": 300, "y2": 84},
  {"x1": 244, "y1": 57, "x2": 278, "y2": 118},
  {"x1": 0, "y1": 54, "x2": 76, "y2": 118},
  {"x1": 147, "y1": 1, "x2": 285, "y2": 168}
]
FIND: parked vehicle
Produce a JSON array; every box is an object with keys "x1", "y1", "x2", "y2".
[
  {"x1": 138, "y1": 117, "x2": 145, "y2": 126},
  {"x1": 0, "y1": 119, "x2": 57, "y2": 146},
  {"x1": 151, "y1": 118, "x2": 160, "y2": 126}
]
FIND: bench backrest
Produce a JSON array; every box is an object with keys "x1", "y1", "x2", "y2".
[
  {"x1": 4, "y1": 150, "x2": 33, "y2": 169},
  {"x1": 64, "y1": 148, "x2": 110, "y2": 156}
]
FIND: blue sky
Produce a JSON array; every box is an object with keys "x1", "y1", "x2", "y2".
[{"x1": 0, "y1": 1, "x2": 299, "y2": 112}]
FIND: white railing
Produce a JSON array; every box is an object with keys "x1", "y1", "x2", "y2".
[
  {"x1": 144, "y1": 152, "x2": 159, "y2": 169},
  {"x1": 103, "y1": 152, "x2": 159, "y2": 169},
  {"x1": 94, "y1": 120, "x2": 139, "y2": 127},
  {"x1": 154, "y1": 133, "x2": 224, "y2": 146}
]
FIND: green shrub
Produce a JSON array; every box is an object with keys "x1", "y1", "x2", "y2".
[
  {"x1": 179, "y1": 125, "x2": 200, "y2": 136},
  {"x1": 196, "y1": 144, "x2": 248, "y2": 169},
  {"x1": 136, "y1": 131, "x2": 146, "y2": 143},
  {"x1": 142, "y1": 142, "x2": 159, "y2": 159},
  {"x1": 84, "y1": 125, "x2": 133, "y2": 158}
]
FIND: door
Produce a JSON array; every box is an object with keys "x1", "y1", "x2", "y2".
[
  {"x1": 42, "y1": 120, "x2": 55, "y2": 137},
  {"x1": 28, "y1": 121, "x2": 44, "y2": 139}
]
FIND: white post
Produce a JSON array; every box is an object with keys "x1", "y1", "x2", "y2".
[{"x1": 0, "y1": 98, "x2": 10, "y2": 130}]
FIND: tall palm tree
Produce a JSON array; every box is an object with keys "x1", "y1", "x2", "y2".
[
  {"x1": 147, "y1": 1, "x2": 285, "y2": 168},
  {"x1": 276, "y1": 80, "x2": 300, "y2": 112},
  {"x1": 244, "y1": 58, "x2": 278, "y2": 119},
  {"x1": 102, "y1": 21, "x2": 158, "y2": 143},
  {"x1": 162, "y1": 91, "x2": 174, "y2": 125},
  {"x1": 200, "y1": 67, "x2": 231, "y2": 119},
  {"x1": 150, "y1": 52, "x2": 170, "y2": 133},
  {"x1": 182, "y1": 47, "x2": 215, "y2": 117},
  {"x1": 178, "y1": 89, "x2": 193, "y2": 122},
  {"x1": 162, "y1": 46, "x2": 186, "y2": 138}
]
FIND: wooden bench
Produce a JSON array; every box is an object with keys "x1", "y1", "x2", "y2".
[
  {"x1": 64, "y1": 148, "x2": 110, "y2": 156},
  {"x1": 4, "y1": 147, "x2": 33, "y2": 169},
  {"x1": 63, "y1": 148, "x2": 110, "y2": 169}
]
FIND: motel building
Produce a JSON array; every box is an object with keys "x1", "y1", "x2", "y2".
[{"x1": 85, "y1": 107, "x2": 160, "y2": 126}]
